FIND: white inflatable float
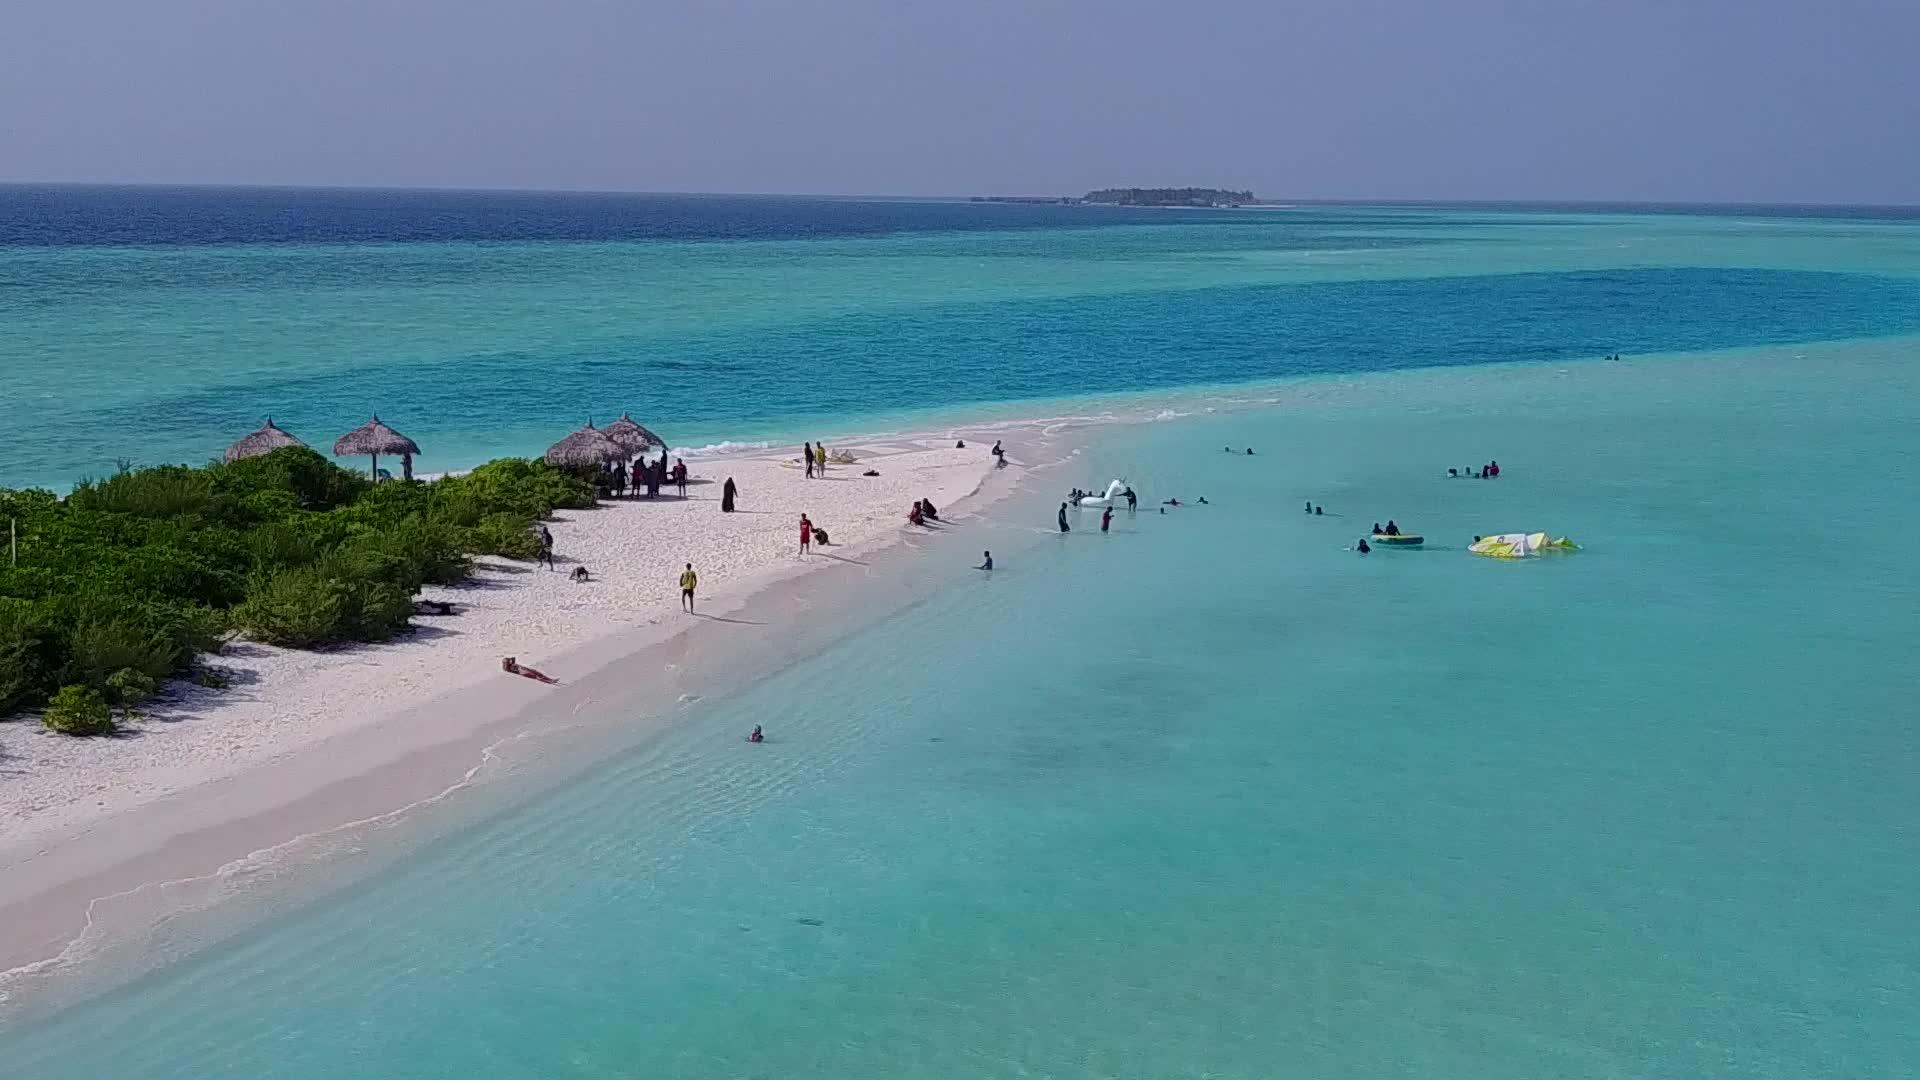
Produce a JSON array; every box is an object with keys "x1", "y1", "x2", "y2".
[{"x1": 1073, "y1": 480, "x2": 1128, "y2": 509}]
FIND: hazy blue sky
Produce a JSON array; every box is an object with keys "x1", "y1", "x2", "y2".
[{"x1": 3, "y1": 0, "x2": 1916, "y2": 202}]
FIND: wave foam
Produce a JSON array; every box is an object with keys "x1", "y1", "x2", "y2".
[{"x1": 673, "y1": 440, "x2": 777, "y2": 458}]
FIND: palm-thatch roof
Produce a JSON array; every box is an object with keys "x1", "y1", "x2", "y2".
[
  {"x1": 332, "y1": 415, "x2": 420, "y2": 458},
  {"x1": 603, "y1": 413, "x2": 665, "y2": 456},
  {"x1": 544, "y1": 422, "x2": 626, "y2": 467},
  {"x1": 223, "y1": 418, "x2": 307, "y2": 462}
]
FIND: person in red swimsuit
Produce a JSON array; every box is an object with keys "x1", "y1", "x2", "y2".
[{"x1": 799, "y1": 513, "x2": 813, "y2": 556}]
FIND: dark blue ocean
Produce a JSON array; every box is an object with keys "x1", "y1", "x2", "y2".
[{"x1": 5, "y1": 186, "x2": 1920, "y2": 488}]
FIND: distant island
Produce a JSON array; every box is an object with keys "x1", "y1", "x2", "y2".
[
  {"x1": 971, "y1": 187, "x2": 1257, "y2": 208},
  {"x1": 1082, "y1": 187, "x2": 1256, "y2": 207}
]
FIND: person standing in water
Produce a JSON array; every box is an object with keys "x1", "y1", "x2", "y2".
[
  {"x1": 1101, "y1": 506, "x2": 1112, "y2": 533},
  {"x1": 679, "y1": 563, "x2": 698, "y2": 613},
  {"x1": 977, "y1": 551, "x2": 993, "y2": 571},
  {"x1": 1124, "y1": 486, "x2": 1137, "y2": 513},
  {"x1": 1057, "y1": 503, "x2": 1071, "y2": 534}
]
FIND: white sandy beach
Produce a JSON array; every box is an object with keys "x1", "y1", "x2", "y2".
[{"x1": 0, "y1": 438, "x2": 1009, "y2": 977}]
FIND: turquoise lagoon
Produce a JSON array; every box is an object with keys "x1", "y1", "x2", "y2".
[
  {"x1": 4, "y1": 337, "x2": 1919, "y2": 1077},
  {"x1": 2, "y1": 196, "x2": 1919, "y2": 1076}
]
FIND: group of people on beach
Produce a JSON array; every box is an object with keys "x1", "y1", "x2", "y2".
[
  {"x1": 600, "y1": 454, "x2": 689, "y2": 499},
  {"x1": 512, "y1": 435, "x2": 1015, "y2": 697}
]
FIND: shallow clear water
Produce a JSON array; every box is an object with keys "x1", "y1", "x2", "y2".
[{"x1": 4, "y1": 338, "x2": 1917, "y2": 1077}]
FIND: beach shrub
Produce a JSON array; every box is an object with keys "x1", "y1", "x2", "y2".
[
  {"x1": 61, "y1": 614, "x2": 178, "y2": 690},
  {"x1": 42, "y1": 684, "x2": 115, "y2": 736},
  {"x1": 0, "y1": 450, "x2": 598, "y2": 718},
  {"x1": 0, "y1": 602, "x2": 58, "y2": 716},
  {"x1": 233, "y1": 566, "x2": 351, "y2": 647},
  {"x1": 458, "y1": 458, "x2": 598, "y2": 515},
  {"x1": 463, "y1": 513, "x2": 543, "y2": 559},
  {"x1": 191, "y1": 668, "x2": 231, "y2": 690},
  {"x1": 69, "y1": 465, "x2": 216, "y2": 519},
  {"x1": 105, "y1": 667, "x2": 159, "y2": 717},
  {"x1": 209, "y1": 447, "x2": 367, "y2": 511}
]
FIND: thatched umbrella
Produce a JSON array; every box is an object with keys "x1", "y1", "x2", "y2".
[
  {"x1": 544, "y1": 421, "x2": 626, "y2": 468},
  {"x1": 223, "y1": 418, "x2": 306, "y2": 462},
  {"x1": 603, "y1": 413, "x2": 665, "y2": 458},
  {"x1": 333, "y1": 415, "x2": 420, "y2": 481}
]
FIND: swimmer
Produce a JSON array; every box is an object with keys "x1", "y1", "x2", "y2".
[
  {"x1": 1101, "y1": 506, "x2": 1112, "y2": 532},
  {"x1": 749, "y1": 724, "x2": 764, "y2": 743},
  {"x1": 1448, "y1": 468, "x2": 1458, "y2": 477},
  {"x1": 1197, "y1": 497, "x2": 1209, "y2": 505},
  {"x1": 977, "y1": 550, "x2": 993, "y2": 571},
  {"x1": 1314, "y1": 505, "x2": 1323, "y2": 516},
  {"x1": 1305, "y1": 501, "x2": 1313, "y2": 514},
  {"x1": 1245, "y1": 448, "x2": 1254, "y2": 456},
  {"x1": 1357, "y1": 538, "x2": 1371, "y2": 555},
  {"x1": 1164, "y1": 498, "x2": 1181, "y2": 507}
]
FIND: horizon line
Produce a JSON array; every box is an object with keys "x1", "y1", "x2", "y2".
[{"x1": 1, "y1": 180, "x2": 1916, "y2": 212}]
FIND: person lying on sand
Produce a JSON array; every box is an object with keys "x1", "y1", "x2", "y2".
[
  {"x1": 502, "y1": 657, "x2": 558, "y2": 684},
  {"x1": 571, "y1": 566, "x2": 591, "y2": 582}
]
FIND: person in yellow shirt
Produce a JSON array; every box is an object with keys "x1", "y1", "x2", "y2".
[{"x1": 679, "y1": 563, "x2": 698, "y2": 613}]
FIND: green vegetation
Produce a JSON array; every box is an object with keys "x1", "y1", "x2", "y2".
[
  {"x1": 43, "y1": 685, "x2": 114, "y2": 736},
  {"x1": 1082, "y1": 187, "x2": 1255, "y2": 207},
  {"x1": 0, "y1": 448, "x2": 597, "y2": 726}
]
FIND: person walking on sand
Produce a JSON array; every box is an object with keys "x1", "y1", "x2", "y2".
[
  {"x1": 803, "y1": 442, "x2": 815, "y2": 479},
  {"x1": 816, "y1": 441, "x2": 829, "y2": 475},
  {"x1": 1101, "y1": 506, "x2": 1112, "y2": 533},
  {"x1": 1058, "y1": 502, "x2": 1071, "y2": 534},
  {"x1": 721, "y1": 476, "x2": 737, "y2": 512},
  {"x1": 538, "y1": 525, "x2": 556, "y2": 571},
  {"x1": 799, "y1": 513, "x2": 813, "y2": 557},
  {"x1": 679, "y1": 563, "x2": 698, "y2": 613}
]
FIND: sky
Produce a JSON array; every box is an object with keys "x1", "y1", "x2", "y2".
[{"x1": 2, "y1": 0, "x2": 1917, "y2": 204}]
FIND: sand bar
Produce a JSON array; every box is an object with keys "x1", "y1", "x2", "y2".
[{"x1": 0, "y1": 437, "x2": 1014, "y2": 981}]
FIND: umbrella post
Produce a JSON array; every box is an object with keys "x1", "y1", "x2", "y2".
[{"x1": 370, "y1": 452, "x2": 379, "y2": 481}]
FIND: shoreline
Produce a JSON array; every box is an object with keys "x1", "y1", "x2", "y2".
[{"x1": 0, "y1": 430, "x2": 1057, "y2": 1003}]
